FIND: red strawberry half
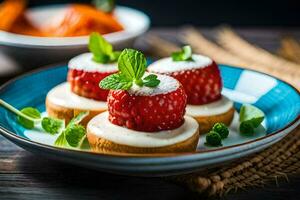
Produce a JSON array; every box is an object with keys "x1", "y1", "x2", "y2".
[
  {"x1": 68, "y1": 69, "x2": 116, "y2": 101},
  {"x1": 148, "y1": 60, "x2": 222, "y2": 105},
  {"x1": 107, "y1": 84, "x2": 187, "y2": 132},
  {"x1": 170, "y1": 61, "x2": 222, "y2": 105}
]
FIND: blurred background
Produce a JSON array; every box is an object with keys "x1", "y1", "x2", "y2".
[
  {"x1": 0, "y1": 0, "x2": 300, "y2": 85},
  {"x1": 27, "y1": 0, "x2": 300, "y2": 27}
]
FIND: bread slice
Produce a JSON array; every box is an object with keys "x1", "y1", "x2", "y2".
[
  {"x1": 46, "y1": 98, "x2": 106, "y2": 126},
  {"x1": 193, "y1": 107, "x2": 235, "y2": 134},
  {"x1": 87, "y1": 113, "x2": 200, "y2": 154}
]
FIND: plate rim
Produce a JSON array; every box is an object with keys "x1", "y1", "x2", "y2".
[{"x1": 0, "y1": 63, "x2": 299, "y2": 160}]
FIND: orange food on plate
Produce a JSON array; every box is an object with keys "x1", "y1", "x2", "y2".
[
  {"x1": 0, "y1": 0, "x2": 124, "y2": 37},
  {"x1": 44, "y1": 4, "x2": 124, "y2": 37},
  {"x1": 0, "y1": 0, "x2": 26, "y2": 31},
  {"x1": 10, "y1": 15, "x2": 44, "y2": 36}
]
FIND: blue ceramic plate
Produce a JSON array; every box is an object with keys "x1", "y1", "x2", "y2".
[{"x1": 0, "y1": 65, "x2": 299, "y2": 176}]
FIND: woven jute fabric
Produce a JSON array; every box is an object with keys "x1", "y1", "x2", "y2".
[
  {"x1": 144, "y1": 28, "x2": 300, "y2": 196},
  {"x1": 171, "y1": 126, "x2": 300, "y2": 197}
]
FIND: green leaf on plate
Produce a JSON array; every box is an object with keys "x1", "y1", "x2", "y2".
[
  {"x1": 17, "y1": 107, "x2": 41, "y2": 129},
  {"x1": 54, "y1": 131, "x2": 67, "y2": 147},
  {"x1": 239, "y1": 104, "x2": 265, "y2": 134},
  {"x1": 67, "y1": 111, "x2": 89, "y2": 128},
  {"x1": 41, "y1": 117, "x2": 64, "y2": 135},
  {"x1": 65, "y1": 124, "x2": 86, "y2": 147}
]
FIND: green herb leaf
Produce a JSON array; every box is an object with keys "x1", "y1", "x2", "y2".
[
  {"x1": 54, "y1": 131, "x2": 67, "y2": 147},
  {"x1": 143, "y1": 74, "x2": 160, "y2": 87},
  {"x1": 239, "y1": 121, "x2": 255, "y2": 135},
  {"x1": 79, "y1": 136, "x2": 91, "y2": 150},
  {"x1": 88, "y1": 32, "x2": 119, "y2": 64},
  {"x1": 100, "y1": 73, "x2": 133, "y2": 90},
  {"x1": 111, "y1": 51, "x2": 121, "y2": 61},
  {"x1": 67, "y1": 111, "x2": 89, "y2": 128},
  {"x1": 212, "y1": 123, "x2": 229, "y2": 139},
  {"x1": 41, "y1": 117, "x2": 64, "y2": 135},
  {"x1": 92, "y1": 0, "x2": 115, "y2": 13},
  {"x1": 171, "y1": 45, "x2": 193, "y2": 61},
  {"x1": 205, "y1": 131, "x2": 222, "y2": 146},
  {"x1": 65, "y1": 124, "x2": 86, "y2": 147},
  {"x1": 99, "y1": 48, "x2": 160, "y2": 91},
  {"x1": 239, "y1": 104, "x2": 265, "y2": 134},
  {"x1": 17, "y1": 107, "x2": 41, "y2": 129},
  {"x1": 54, "y1": 111, "x2": 89, "y2": 148},
  {"x1": 118, "y1": 48, "x2": 147, "y2": 80}
]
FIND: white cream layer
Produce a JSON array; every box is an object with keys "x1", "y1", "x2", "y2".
[
  {"x1": 186, "y1": 96, "x2": 233, "y2": 117},
  {"x1": 87, "y1": 112, "x2": 199, "y2": 148},
  {"x1": 128, "y1": 73, "x2": 179, "y2": 96},
  {"x1": 46, "y1": 82, "x2": 107, "y2": 110},
  {"x1": 148, "y1": 54, "x2": 212, "y2": 73},
  {"x1": 68, "y1": 53, "x2": 118, "y2": 73}
]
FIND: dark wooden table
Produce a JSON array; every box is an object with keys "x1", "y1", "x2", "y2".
[{"x1": 1, "y1": 28, "x2": 300, "y2": 200}]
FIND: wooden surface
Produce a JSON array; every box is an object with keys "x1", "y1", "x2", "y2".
[{"x1": 1, "y1": 28, "x2": 300, "y2": 200}]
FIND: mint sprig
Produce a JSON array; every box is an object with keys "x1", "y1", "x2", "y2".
[
  {"x1": 54, "y1": 111, "x2": 89, "y2": 148},
  {"x1": 239, "y1": 104, "x2": 265, "y2": 135},
  {"x1": 0, "y1": 99, "x2": 64, "y2": 134},
  {"x1": 42, "y1": 117, "x2": 64, "y2": 135},
  {"x1": 100, "y1": 48, "x2": 160, "y2": 90},
  {"x1": 171, "y1": 45, "x2": 193, "y2": 61},
  {"x1": 18, "y1": 107, "x2": 41, "y2": 129},
  {"x1": 0, "y1": 99, "x2": 89, "y2": 149},
  {"x1": 89, "y1": 32, "x2": 121, "y2": 64}
]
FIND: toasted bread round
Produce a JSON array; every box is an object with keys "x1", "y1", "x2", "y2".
[
  {"x1": 87, "y1": 113, "x2": 200, "y2": 154},
  {"x1": 45, "y1": 82, "x2": 108, "y2": 126},
  {"x1": 193, "y1": 107, "x2": 235, "y2": 134},
  {"x1": 46, "y1": 98, "x2": 106, "y2": 126}
]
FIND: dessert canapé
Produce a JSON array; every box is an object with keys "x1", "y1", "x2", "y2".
[
  {"x1": 87, "y1": 49, "x2": 200, "y2": 154},
  {"x1": 46, "y1": 33, "x2": 120, "y2": 125},
  {"x1": 148, "y1": 46, "x2": 234, "y2": 134}
]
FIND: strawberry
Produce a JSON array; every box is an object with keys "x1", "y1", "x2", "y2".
[
  {"x1": 67, "y1": 69, "x2": 116, "y2": 101},
  {"x1": 107, "y1": 85, "x2": 187, "y2": 132},
  {"x1": 150, "y1": 61, "x2": 222, "y2": 105},
  {"x1": 171, "y1": 61, "x2": 222, "y2": 105}
]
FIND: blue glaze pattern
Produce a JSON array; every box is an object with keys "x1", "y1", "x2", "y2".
[{"x1": 0, "y1": 65, "x2": 299, "y2": 138}]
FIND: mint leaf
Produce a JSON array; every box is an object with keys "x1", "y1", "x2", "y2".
[
  {"x1": 240, "y1": 121, "x2": 255, "y2": 135},
  {"x1": 205, "y1": 131, "x2": 222, "y2": 146},
  {"x1": 92, "y1": 0, "x2": 115, "y2": 13},
  {"x1": 67, "y1": 111, "x2": 89, "y2": 127},
  {"x1": 99, "y1": 48, "x2": 160, "y2": 91},
  {"x1": 111, "y1": 51, "x2": 121, "y2": 61},
  {"x1": 17, "y1": 107, "x2": 41, "y2": 129},
  {"x1": 239, "y1": 104, "x2": 265, "y2": 134},
  {"x1": 100, "y1": 73, "x2": 133, "y2": 90},
  {"x1": 41, "y1": 117, "x2": 64, "y2": 135},
  {"x1": 118, "y1": 48, "x2": 147, "y2": 80},
  {"x1": 54, "y1": 131, "x2": 67, "y2": 147},
  {"x1": 143, "y1": 74, "x2": 160, "y2": 87},
  {"x1": 65, "y1": 124, "x2": 86, "y2": 147},
  {"x1": 171, "y1": 45, "x2": 193, "y2": 61},
  {"x1": 88, "y1": 32, "x2": 119, "y2": 63},
  {"x1": 54, "y1": 111, "x2": 89, "y2": 148}
]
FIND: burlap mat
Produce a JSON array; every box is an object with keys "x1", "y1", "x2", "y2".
[
  {"x1": 143, "y1": 28, "x2": 300, "y2": 196},
  {"x1": 171, "y1": 126, "x2": 300, "y2": 197}
]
